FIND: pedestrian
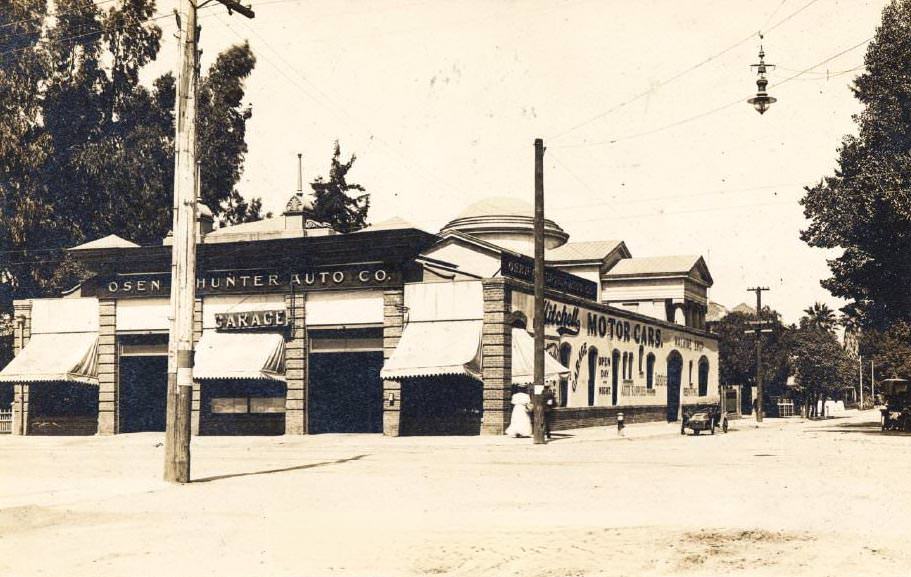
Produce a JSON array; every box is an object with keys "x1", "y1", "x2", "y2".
[
  {"x1": 542, "y1": 385, "x2": 556, "y2": 440},
  {"x1": 505, "y1": 384, "x2": 532, "y2": 438}
]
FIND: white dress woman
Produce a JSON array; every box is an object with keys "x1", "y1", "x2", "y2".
[{"x1": 505, "y1": 388, "x2": 532, "y2": 437}]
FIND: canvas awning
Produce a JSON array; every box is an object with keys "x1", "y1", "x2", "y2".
[
  {"x1": 380, "y1": 320, "x2": 482, "y2": 380},
  {"x1": 194, "y1": 331, "x2": 286, "y2": 381},
  {"x1": 511, "y1": 328, "x2": 570, "y2": 385},
  {"x1": 0, "y1": 332, "x2": 99, "y2": 384}
]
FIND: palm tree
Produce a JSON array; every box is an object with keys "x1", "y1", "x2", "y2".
[{"x1": 801, "y1": 302, "x2": 837, "y2": 332}]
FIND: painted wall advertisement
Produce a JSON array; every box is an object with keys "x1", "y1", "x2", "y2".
[{"x1": 512, "y1": 291, "x2": 718, "y2": 408}]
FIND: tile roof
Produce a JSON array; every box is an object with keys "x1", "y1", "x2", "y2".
[
  {"x1": 604, "y1": 255, "x2": 702, "y2": 277},
  {"x1": 546, "y1": 240, "x2": 624, "y2": 262}
]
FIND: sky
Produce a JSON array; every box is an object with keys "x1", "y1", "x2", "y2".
[{"x1": 145, "y1": 0, "x2": 890, "y2": 323}]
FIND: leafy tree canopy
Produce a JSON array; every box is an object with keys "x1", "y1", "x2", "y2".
[
  {"x1": 714, "y1": 308, "x2": 790, "y2": 397},
  {"x1": 0, "y1": 0, "x2": 261, "y2": 310},
  {"x1": 801, "y1": 0, "x2": 911, "y2": 331}
]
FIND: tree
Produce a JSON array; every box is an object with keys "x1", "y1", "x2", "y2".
[
  {"x1": 311, "y1": 141, "x2": 370, "y2": 233},
  {"x1": 788, "y1": 324, "x2": 856, "y2": 415},
  {"x1": 800, "y1": 0, "x2": 911, "y2": 331},
  {"x1": 800, "y1": 302, "x2": 838, "y2": 332},
  {"x1": 0, "y1": 0, "x2": 262, "y2": 310},
  {"x1": 713, "y1": 308, "x2": 790, "y2": 413}
]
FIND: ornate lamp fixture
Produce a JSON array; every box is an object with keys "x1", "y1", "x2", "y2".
[{"x1": 747, "y1": 35, "x2": 776, "y2": 115}]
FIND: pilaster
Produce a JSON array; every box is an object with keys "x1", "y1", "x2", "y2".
[
  {"x1": 97, "y1": 300, "x2": 118, "y2": 434},
  {"x1": 11, "y1": 301, "x2": 32, "y2": 435},
  {"x1": 481, "y1": 279, "x2": 512, "y2": 435},
  {"x1": 284, "y1": 292, "x2": 307, "y2": 434},
  {"x1": 382, "y1": 289, "x2": 405, "y2": 436},
  {"x1": 191, "y1": 297, "x2": 203, "y2": 435}
]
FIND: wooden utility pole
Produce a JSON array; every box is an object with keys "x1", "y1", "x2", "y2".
[
  {"x1": 859, "y1": 355, "x2": 864, "y2": 410},
  {"x1": 871, "y1": 360, "x2": 875, "y2": 406},
  {"x1": 164, "y1": 0, "x2": 254, "y2": 484},
  {"x1": 747, "y1": 286, "x2": 769, "y2": 423},
  {"x1": 532, "y1": 138, "x2": 546, "y2": 445}
]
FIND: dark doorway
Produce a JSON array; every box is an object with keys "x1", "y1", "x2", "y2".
[
  {"x1": 558, "y1": 343, "x2": 571, "y2": 407},
  {"x1": 666, "y1": 351, "x2": 683, "y2": 421},
  {"x1": 587, "y1": 347, "x2": 598, "y2": 406},
  {"x1": 611, "y1": 349, "x2": 621, "y2": 407},
  {"x1": 120, "y1": 356, "x2": 168, "y2": 432},
  {"x1": 308, "y1": 351, "x2": 384, "y2": 434},
  {"x1": 400, "y1": 376, "x2": 482, "y2": 435}
]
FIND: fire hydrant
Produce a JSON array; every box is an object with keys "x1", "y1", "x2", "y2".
[{"x1": 617, "y1": 412, "x2": 625, "y2": 436}]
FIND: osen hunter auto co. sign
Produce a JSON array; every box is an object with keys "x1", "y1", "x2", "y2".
[{"x1": 92, "y1": 264, "x2": 399, "y2": 298}]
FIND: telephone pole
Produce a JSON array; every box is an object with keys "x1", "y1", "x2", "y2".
[
  {"x1": 747, "y1": 286, "x2": 770, "y2": 423},
  {"x1": 164, "y1": 0, "x2": 254, "y2": 484},
  {"x1": 532, "y1": 138, "x2": 546, "y2": 445}
]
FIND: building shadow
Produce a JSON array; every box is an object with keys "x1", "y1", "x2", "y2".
[{"x1": 193, "y1": 454, "x2": 369, "y2": 483}]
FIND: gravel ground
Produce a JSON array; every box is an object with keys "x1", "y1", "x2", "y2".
[{"x1": 0, "y1": 410, "x2": 908, "y2": 577}]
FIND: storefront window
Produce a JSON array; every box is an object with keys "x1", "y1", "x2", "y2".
[
  {"x1": 250, "y1": 397, "x2": 286, "y2": 413},
  {"x1": 211, "y1": 397, "x2": 286, "y2": 414},
  {"x1": 211, "y1": 397, "x2": 249, "y2": 414}
]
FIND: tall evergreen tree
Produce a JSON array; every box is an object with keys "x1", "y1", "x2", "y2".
[
  {"x1": 801, "y1": 0, "x2": 911, "y2": 330},
  {"x1": 310, "y1": 141, "x2": 370, "y2": 233}
]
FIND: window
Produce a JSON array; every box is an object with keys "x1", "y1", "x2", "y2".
[
  {"x1": 559, "y1": 343, "x2": 572, "y2": 407},
  {"x1": 211, "y1": 397, "x2": 249, "y2": 414},
  {"x1": 688, "y1": 360, "x2": 693, "y2": 386},
  {"x1": 250, "y1": 397, "x2": 286, "y2": 413},
  {"x1": 211, "y1": 397, "x2": 286, "y2": 414},
  {"x1": 638, "y1": 345, "x2": 644, "y2": 374},
  {"x1": 698, "y1": 356, "x2": 709, "y2": 396}
]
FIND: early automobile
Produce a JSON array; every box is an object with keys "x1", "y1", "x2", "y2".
[
  {"x1": 880, "y1": 378, "x2": 911, "y2": 432},
  {"x1": 681, "y1": 405, "x2": 728, "y2": 435}
]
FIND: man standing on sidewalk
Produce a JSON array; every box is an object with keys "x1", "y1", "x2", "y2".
[{"x1": 542, "y1": 385, "x2": 556, "y2": 440}]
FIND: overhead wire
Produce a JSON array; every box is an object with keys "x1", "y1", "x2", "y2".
[
  {"x1": 552, "y1": 34, "x2": 874, "y2": 149},
  {"x1": 547, "y1": 0, "x2": 826, "y2": 142}
]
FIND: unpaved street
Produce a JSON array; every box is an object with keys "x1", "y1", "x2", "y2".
[{"x1": 1, "y1": 411, "x2": 908, "y2": 577}]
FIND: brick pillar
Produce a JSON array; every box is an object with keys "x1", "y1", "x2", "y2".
[
  {"x1": 284, "y1": 292, "x2": 307, "y2": 434},
  {"x1": 481, "y1": 279, "x2": 512, "y2": 435},
  {"x1": 191, "y1": 298, "x2": 203, "y2": 435},
  {"x1": 382, "y1": 289, "x2": 405, "y2": 436},
  {"x1": 10, "y1": 301, "x2": 32, "y2": 435},
  {"x1": 97, "y1": 300, "x2": 118, "y2": 435}
]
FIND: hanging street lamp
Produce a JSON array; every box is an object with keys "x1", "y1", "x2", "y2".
[{"x1": 747, "y1": 35, "x2": 776, "y2": 114}]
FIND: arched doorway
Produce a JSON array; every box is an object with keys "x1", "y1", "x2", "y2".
[
  {"x1": 611, "y1": 349, "x2": 621, "y2": 407},
  {"x1": 559, "y1": 342, "x2": 572, "y2": 407},
  {"x1": 587, "y1": 347, "x2": 598, "y2": 406},
  {"x1": 666, "y1": 350, "x2": 683, "y2": 421}
]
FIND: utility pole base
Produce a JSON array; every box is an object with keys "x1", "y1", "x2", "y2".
[{"x1": 164, "y1": 378, "x2": 193, "y2": 483}]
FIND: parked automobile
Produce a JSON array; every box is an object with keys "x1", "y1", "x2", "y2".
[
  {"x1": 880, "y1": 378, "x2": 911, "y2": 432},
  {"x1": 681, "y1": 405, "x2": 727, "y2": 435}
]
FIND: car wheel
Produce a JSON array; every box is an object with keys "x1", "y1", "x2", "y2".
[
  {"x1": 722, "y1": 419, "x2": 728, "y2": 433},
  {"x1": 711, "y1": 423, "x2": 715, "y2": 435},
  {"x1": 694, "y1": 429, "x2": 700, "y2": 435}
]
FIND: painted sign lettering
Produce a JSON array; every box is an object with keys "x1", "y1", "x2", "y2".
[
  {"x1": 585, "y1": 312, "x2": 663, "y2": 349},
  {"x1": 500, "y1": 253, "x2": 598, "y2": 300},
  {"x1": 94, "y1": 265, "x2": 398, "y2": 298},
  {"x1": 214, "y1": 309, "x2": 289, "y2": 331}
]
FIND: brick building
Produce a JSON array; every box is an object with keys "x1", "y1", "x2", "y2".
[{"x1": 0, "y1": 195, "x2": 719, "y2": 436}]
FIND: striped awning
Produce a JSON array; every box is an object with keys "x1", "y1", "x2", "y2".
[
  {"x1": 380, "y1": 320, "x2": 482, "y2": 380},
  {"x1": 510, "y1": 328, "x2": 570, "y2": 385},
  {"x1": 0, "y1": 333, "x2": 99, "y2": 384},
  {"x1": 194, "y1": 331, "x2": 286, "y2": 381}
]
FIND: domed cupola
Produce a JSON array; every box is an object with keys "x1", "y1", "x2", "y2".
[{"x1": 441, "y1": 196, "x2": 569, "y2": 253}]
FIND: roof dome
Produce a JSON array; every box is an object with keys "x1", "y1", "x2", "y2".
[
  {"x1": 441, "y1": 196, "x2": 569, "y2": 252},
  {"x1": 455, "y1": 197, "x2": 535, "y2": 219}
]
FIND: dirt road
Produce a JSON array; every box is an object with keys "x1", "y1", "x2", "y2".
[{"x1": 1, "y1": 411, "x2": 907, "y2": 576}]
